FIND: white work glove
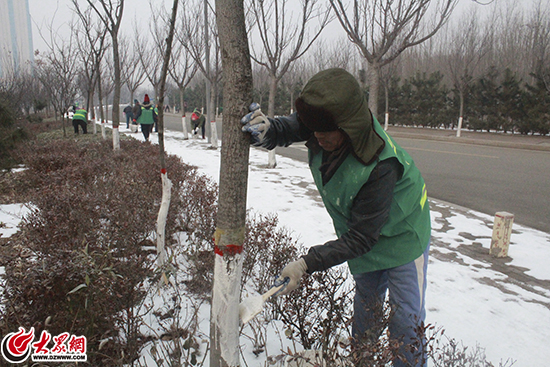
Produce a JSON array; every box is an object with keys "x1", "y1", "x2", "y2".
[
  {"x1": 278, "y1": 258, "x2": 308, "y2": 296},
  {"x1": 241, "y1": 107, "x2": 271, "y2": 145}
]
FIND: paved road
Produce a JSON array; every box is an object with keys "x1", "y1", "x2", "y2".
[
  {"x1": 147, "y1": 112, "x2": 550, "y2": 234},
  {"x1": 394, "y1": 138, "x2": 550, "y2": 233},
  {"x1": 277, "y1": 135, "x2": 550, "y2": 234}
]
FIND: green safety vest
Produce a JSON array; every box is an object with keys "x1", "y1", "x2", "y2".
[
  {"x1": 309, "y1": 119, "x2": 431, "y2": 273},
  {"x1": 137, "y1": 107, "x2": 155, "y2": 124},
  {"x1": 73, "y1": 109, "x2": 87, "y2": 121}
]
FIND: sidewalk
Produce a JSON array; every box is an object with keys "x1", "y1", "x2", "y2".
[{"x1": 386, "y1": 125, "x2": 550, "y2": 151}]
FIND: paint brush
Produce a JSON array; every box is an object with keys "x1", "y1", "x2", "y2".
[{"x1": 239, "y1": 279, "x2": 287, "y2": 324}]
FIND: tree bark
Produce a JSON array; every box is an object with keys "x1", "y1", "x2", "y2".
[
  {"x1": 155, "y1": 0, "x2": 179, "y2": 268},
  {"x1": 212, "y1": 0, "x2": 253, "y2": 365},
  {"x1": 112, "y1": 34, "x2": 121, "y2": 150},
  {"x1": 457, "y1": 89, "x2": 465, "y2": 137},
  {"x1": 267, "y1": 74, "x2": 278, "y2": 168},
  {"x1": 368, "y1": 63, "x2": 381, "y2": 118},
  {"x1": 180, "y1": 90, "x2": 189, "y2": 139}
]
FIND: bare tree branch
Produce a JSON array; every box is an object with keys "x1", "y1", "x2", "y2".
[{"x1": 330, "y1": 0, "x2": 457, "y2": 117}]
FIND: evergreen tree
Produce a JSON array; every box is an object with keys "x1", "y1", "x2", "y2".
[
  {"x1": 408, "y1": 71, "x2": 451, "y2": 128},
  {"x1": 525, "y1": 73, "x2": 550, "y2": 135},
  {"x1": 500, "y1": 68, "x2": 525, "y2": 133},
  {"x1": 470, "y1": 67, "x2": 501, "y2": 132}
]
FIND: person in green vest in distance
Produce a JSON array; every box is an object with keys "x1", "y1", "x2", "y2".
[
  {"x1": 72, "y1": 105, "x2": 88, "y2": 134},
  {"x1": 241, "y1": 68, "x2": 431, "y2": 367},
  {"x1": 133, "y1": 94, "x2": 157, "y2": 142},
  {"x1": 191, "y1": 108, "x2": 205, "y2": 139}
]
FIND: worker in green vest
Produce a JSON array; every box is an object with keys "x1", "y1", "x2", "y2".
[
  {"x1": 72, "y1": 106, "x2": 88, "y2": 134},
  {"x1": 133, "y1": 94, "x2": 157, "y2": 141},
  {"x1": 242, "y1": 68, "x2": 431, "y2": 367}
]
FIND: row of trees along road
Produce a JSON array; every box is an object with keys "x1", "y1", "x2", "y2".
[{"x1": 18, "y1": 0, "x2": 548, "y2": 147}]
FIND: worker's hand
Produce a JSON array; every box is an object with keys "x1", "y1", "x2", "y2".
[
  {"x1": 241, "y1": 109, "x2": 270, "y2": 145},
  {"x1": 132, "y1": 119, "x2": 136, "y2": 123},
  {"x1": 277, "y1": 258, "x2": 308, "y2": 296}
]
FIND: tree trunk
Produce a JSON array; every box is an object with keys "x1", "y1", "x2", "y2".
[
  {"x1": 88, "y1": 82, "x2": 97, "y2": 135},
  {"x1": 112, "y1": 34, "x2": 121, "y2": 150},
  {"x1": 457, "y1": 89, "x2": 465, "y2": 137},
  {"x1": 204, "y1": 0, "x2": 212, "y2": 144},
  {"x1": 267, "y1": 74, "x2": 277, "y2": 168},
  {"x1": 368, "y1": 63, "x2": 381, "y2": 119},
  {"x1": 97, "y1": 71, "x2": 106, "y2": 140},
  {"x1": 210, "y1": 82, "x2": 219, "y2": 148},
  {"x1": 155, "y1": 0, "x2": 179, "y2": 269},
  {"x1": 180, "y1": 90, "x2": 188, "y2": 139},
  {"x1": 212, "y1": 0, "x2": 253, "y2": 365},
  {"x1": 384, "y1": 84, "x2": 389, "y2": 130}
]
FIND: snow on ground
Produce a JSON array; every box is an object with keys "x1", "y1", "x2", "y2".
[
  {"x1": 2, "y1": 127, "x2": 549, "y2": 366},
  {"x1": 0, "y1": 203, "x2": 30, "y2": 238}
]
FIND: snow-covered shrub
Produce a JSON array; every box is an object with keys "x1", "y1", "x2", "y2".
[{"x1": 0, "y1": 138, "x2": 192, "y2": 365}]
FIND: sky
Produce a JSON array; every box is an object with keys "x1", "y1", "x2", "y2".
[
  {"x1": 2, "y1": 125, "x2": 549, "y2": 366},
  {"x1": 28, "y1": 0, "x2": 167, "y2": 54},
  {"x1": 27, "y1": 0, "x2": 535, "y2": 56}
]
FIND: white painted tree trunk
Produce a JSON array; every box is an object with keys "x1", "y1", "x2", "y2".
[
  {"x1": 384, "y1": 112, "x2": 389, "y2": 131},
  {"x1": 112, "y1": 128, "x2": 120, "y2": 150},
  {"x1": 268, "y1": 149, "x2": 276, "y2": 168},
  {"x1": 182, "y1": 115, "x2": 189, "y2": 140},
  {"x1": 211, "y1": 120, "x2": 219, "y2": 149},
  {"x1": 156, "y1": 171, "x2": 172, "y2": 267},
  {"x1": 211, "y1": 251, "x2": 243, "y2": 366},
  {"x1": 92, "y1": 107, "x2": 98, "y2": 135},
  {"x1": 457, "y1": 116, "x2": 463, "y2": 137},
  {"x1": 101, "y1": 121, "x2": 106, "y2": 140}
]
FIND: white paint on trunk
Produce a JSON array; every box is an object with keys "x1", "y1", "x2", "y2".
[
  {"x1": 113, "y1": 128, "x2": 120, "y2": 150},
  {"x1": 182, "y1": 115, "x2": 189, "y2": 140},
  {"x1": 457, "y1": 116, "x2": 463, "y2": 137},
  {"x1": 212, "y1": 252, "x2": 243, "y2": 366},
  {"x1": 101, "y1": 122, "x2": 106, "y2": 140},
  {"x1": 92, "y1": 108, "x2": 97, "y2": 135},
  {"x1": 156, "y1": 172, "x2": 172, "y2": 267},
  {"x1": 268, "y1": 148, "x2": 276, "y2": 168},
  {"x1": 210, "y1": 121, "x2": 218, "y2": 149},
  {"x1": 384, "y1": 112, "x2": 389, "y2": 131}
]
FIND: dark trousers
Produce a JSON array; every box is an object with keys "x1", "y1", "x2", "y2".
[
  {"x1": 193, "y1": 123, "x2": 205, "y2": 139},
  {"x1": 141, "y1": 124, "x2": 153, "y2": 141},
  {"x1": 125, "y1": 113, "x2": 133, "y2": 128},
  {"x1": 73, "y1": 119, "x2": 87, "y2": 134}
]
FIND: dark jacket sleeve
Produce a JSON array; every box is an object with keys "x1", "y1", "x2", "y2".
[
  {"x1": 302, "y1": 158, "x2": 403, "y2": 273},
  {"x1": 255, "y1": 112, "x2": 313, "y2": 150},
  {"x1": 133, "y1": 107, "x2": 141, "y2": 120}
]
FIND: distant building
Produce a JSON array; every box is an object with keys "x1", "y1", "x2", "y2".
[{"x1": 0, "y1": 0, "x2": 34, "y2": 78}]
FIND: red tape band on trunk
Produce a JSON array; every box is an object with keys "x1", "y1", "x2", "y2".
[
  {"x1": 214, "y1": 245, "x2": 243, "y2": 256},
  {"x1": 161, "y1": 168, "x2": 167, "y2": 174}
]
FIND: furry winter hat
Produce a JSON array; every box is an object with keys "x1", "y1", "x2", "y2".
[{"x1": 143, "y1": 94, "x2": 150, "y2": 103}]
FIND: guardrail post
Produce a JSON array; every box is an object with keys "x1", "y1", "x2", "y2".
[{"x1": 490, "y1": 212, "x2": 514, "y2": 257}]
